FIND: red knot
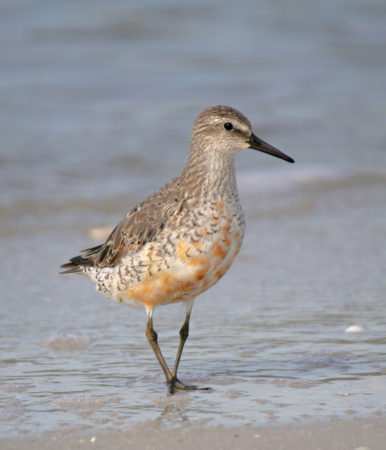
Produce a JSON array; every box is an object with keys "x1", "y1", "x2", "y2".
[{"x1": 61, "y1": 105, "x2": 294, "y2": 393}]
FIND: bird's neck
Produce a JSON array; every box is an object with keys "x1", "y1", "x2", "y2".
[{"x1": 181, "y1": 149, "x2": 238, "y2": 202}]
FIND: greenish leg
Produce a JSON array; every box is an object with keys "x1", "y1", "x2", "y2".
[
  {"x1": 145, "y1": 308, "x2": 172, "y2": 381},
  {"x1": 169, "y1": 300, "x2": 211, "y2": 394},
  {"x1": 145, "y1": 303, "x2": 211, "y2": 394}
]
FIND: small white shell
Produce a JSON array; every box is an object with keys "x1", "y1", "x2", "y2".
[{"x1": 345, "y1": 325, "x2": 366, "y2": 333}]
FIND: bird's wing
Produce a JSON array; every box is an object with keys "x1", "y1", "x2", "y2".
[{"x1": 61, "y1": 180, "x2": 185, "y2": 272}]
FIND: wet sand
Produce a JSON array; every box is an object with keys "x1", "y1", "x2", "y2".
[{"x1": 2, "y1": 417, "x2": 385, "y2": 450}]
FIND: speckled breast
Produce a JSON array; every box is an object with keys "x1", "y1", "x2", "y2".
[{"x1": 115, "y1": 201, "x2": 245, "y2": 309}]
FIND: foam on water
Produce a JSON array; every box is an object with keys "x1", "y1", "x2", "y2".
[
  {"x1": 41, "y1": 327, "x2": 89, "y2": 352},
  {"x1": 238, "y1": 166, "x2": 386, "y2": 194}
]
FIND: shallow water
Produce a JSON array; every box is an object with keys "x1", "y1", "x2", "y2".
[{"x1": 1, "y1": 0, "x2": 386, "y2": 437}]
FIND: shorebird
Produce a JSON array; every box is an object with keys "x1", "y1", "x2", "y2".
[{"x1": 61, "y1": 105, "x2": 294, "y2": 393}]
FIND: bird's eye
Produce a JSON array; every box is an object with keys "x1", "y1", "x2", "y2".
[{"x1": 224, "y1": 122, "x2": 233, "y2": 131}]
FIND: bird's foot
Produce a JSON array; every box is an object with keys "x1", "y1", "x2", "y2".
[{"x1": 167, "y1": 377, "x2": 212, "y2": 394}]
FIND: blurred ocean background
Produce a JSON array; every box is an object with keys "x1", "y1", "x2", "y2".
[{"x1": 0, "y1": 0, "x2": 385, "y2": 436}]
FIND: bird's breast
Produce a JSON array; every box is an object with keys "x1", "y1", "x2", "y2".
[{"x1": 114, "y1": 201, "x2": 244, "y2": 309}]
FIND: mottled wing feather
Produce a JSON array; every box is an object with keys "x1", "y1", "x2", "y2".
[
  {"x1": 84, "y1": 201, "x2": 165, "y2": 267},
  {"x1": 61, "y1": 179, "x2": 185, "y2": 271}
]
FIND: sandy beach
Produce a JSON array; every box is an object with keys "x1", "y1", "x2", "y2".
[{"x1": 1, "y1": 417, "x2": 385, "y2": 450}]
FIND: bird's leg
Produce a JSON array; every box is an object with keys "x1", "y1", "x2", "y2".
[
  {"x1": 171, "y1": 304, "x2": 191, "y2": 378},
  {"x1": 168, "y1": 300, "x2": 211, "y2": 393},
  {"x1": 145, "y1": 304, "x2": 210, "y2": 394},
  {"x1": 145, "y1": 307, "x2": 172, "y2": 382}
]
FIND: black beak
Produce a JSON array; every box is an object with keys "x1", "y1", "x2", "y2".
[{"x1": 248, "y1": 133, "x2": 294, "y2": 163}]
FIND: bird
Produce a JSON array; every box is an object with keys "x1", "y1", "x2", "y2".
[{"x1": 61, "y1": 105, "x2": 294, "y2": 393}]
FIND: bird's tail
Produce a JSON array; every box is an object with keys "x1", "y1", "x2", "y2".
[
  {"x1": 60, "y1": 255, "x2": 90, "y2": 274},
  {"x1": 60, "y1": 243, "x2": 105, "y2": 274}
]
